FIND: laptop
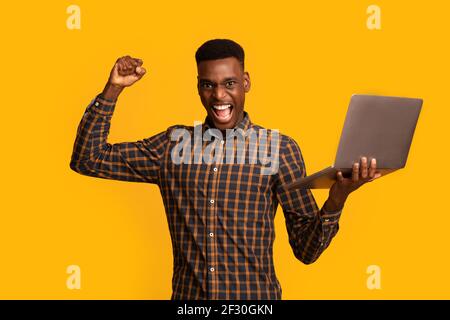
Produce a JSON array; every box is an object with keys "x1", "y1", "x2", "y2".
[{"x1": 284, "y1": 94, "x2": 423, "y2": 190}]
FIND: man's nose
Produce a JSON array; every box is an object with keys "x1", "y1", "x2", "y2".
[{"x1": 212, "y1": 85, "x2": 226, "y2": 99}]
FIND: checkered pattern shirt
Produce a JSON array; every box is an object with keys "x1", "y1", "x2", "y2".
[{"x1": 70, "y1": 94, "x2": 342, "y2": 300}]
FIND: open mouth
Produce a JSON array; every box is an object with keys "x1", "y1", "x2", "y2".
[{"x1": 211, "y1": 103, "x2": 234, "y2": 122}]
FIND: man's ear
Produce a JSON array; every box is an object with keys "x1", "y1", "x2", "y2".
[{"x1": 244, "y1": 72, "x2": 251, "y2": 92}]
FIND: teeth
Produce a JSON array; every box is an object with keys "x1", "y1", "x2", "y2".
[{"x1": 212, "y1": 104, "x2": 231, "y2": 110}]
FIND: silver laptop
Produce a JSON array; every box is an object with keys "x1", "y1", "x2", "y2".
[{"x1": 284, "y1": 94, "x2": 423, "y2": 190}]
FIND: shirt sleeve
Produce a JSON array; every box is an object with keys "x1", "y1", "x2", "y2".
[
  {"x1": 69, "y1": 95, "x2": 168, "y2": 184},
  {"x1": 275, "y1": 136, "x2": 342, "y2": 264}
]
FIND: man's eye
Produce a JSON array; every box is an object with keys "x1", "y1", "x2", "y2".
[
  {"x1": 201, "y1": 83, "x2": 213, "y2": 89},
  {"x1": 225, "y1": 81, "x2": 236, "y2": 88}
]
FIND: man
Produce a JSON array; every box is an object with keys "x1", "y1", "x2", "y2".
[{"x1": 70, "y1": 39, "x2": 381, "y2": 300}]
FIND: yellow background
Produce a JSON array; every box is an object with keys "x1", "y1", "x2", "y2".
[{"x1": 0, "y1": 0, "x2": 448, "y2": 299}]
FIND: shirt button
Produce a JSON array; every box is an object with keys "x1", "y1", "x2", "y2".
[
  {"x1": 324, "y1": 219, "x2": 330, "y2": 222},
  {"x1": 210, "y1": 267, "x2": 215, "y2": 272},
  {"x1": 210, "y1": 199, "x2": 215, "y2": 204},
  {"x1": 95, "y1": 102, "x2": 99, "y2": 106},
  {"x1": 320, "y1": 242, "x2": 324, "y2": 246},
  {"x1": 209, "y1": 232, "x2": 214, "y2": 238},
  {"x1": 213, "y1": 167, "x2": 218, "y2": 172}
]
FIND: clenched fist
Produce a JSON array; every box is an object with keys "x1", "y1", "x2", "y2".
[
  {"x1": 100, "y1": 55, "x2": 147, "y2": 102},
  {"x1": 108, "y1": 55, "x2": 146, "y2": 88}
]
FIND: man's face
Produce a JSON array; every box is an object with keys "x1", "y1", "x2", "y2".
[{"x1": 197, "y1": 57, "x2": 251, "y2": 130}]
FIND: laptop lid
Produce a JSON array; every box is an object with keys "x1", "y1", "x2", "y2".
[{"x1": 333, "y1": 94, "x2": 423, "y2": 169}]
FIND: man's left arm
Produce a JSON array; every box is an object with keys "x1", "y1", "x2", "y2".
[{"x1": 276, "y1": 137, "x2": 381, "y2": 265}]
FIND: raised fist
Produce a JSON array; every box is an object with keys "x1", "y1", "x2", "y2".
[{"x1": 108, "y1": 55, "x2": 146, "y2": 88}]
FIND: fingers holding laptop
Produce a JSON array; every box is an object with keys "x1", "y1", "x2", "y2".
[
  {"x1": 354, "y1": 157, "x2": 374, "y2": 181},
  {"x1": 335, "y1": 157, "x2": 382, "y2": 192},
  {"x1": 346, "y1": 157, "x2": 382, "y2": 183},
  {"x1": 326, "y1": 156, "x2": 383, "y2": 211}
]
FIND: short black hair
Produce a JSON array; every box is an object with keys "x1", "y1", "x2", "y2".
[{"x1": 195, "y1": 39, "x2": 245, "y2": 70}]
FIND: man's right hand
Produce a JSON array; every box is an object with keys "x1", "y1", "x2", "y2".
[
  {"x1": 109, "y1": 55, "x2": 146, "y2": 88},
  {"x1": 100, "y1": 55, "x2": 147, "y2": 102}
]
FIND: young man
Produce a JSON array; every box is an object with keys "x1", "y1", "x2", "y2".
[{"x1": 70, "y1": 39, "x2": 380, "y2": 300}]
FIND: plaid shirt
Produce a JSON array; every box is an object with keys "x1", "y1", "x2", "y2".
[{"x1": 70, "y1": 95, "x2": 342, "y2": 300}]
